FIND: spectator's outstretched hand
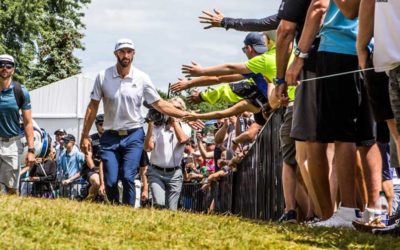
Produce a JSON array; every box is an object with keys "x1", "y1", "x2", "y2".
[
  {"x1": 183, "y1": 112, "x2": 200, "y2": 122},
  {"x1": 182, "y1": 61, "x2": 203, "y2": 77},
  {"x1": 187, "y1": 120, "x2": 205, "y2": 130},
  {"x1": 170, "y1": 78, "x2": 190, "y2": 93},
  {"x1": 199, "y1": 9, "x2": 224, "y2": 29}
]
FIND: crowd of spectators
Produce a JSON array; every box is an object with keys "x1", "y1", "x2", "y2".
[{"x1": 2, "y1": 0, "x2": 400, "y2": 235}]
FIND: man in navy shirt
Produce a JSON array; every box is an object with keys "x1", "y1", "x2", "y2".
[{"x1": 0, "y1": 54, "x2": 35, "y2": 194}]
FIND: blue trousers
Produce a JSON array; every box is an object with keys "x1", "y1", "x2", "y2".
[{"x1": 100, "y1": 128, "x2": 144, "y2": 206}]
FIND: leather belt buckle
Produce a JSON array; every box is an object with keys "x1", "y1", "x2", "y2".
[{"x1": 118, "y1": 130, "x2": 128, "y2": 136}]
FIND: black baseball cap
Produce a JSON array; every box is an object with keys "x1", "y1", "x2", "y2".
[
  {"x1": 243, "y1": 32, "x2": 267, "y2": 54},
  {"x1": 95, "y1": 114, "x2": 104, "y2": 124},
  {"x1": 62, "y1": 134, "x2": 76, "y2": 143}
]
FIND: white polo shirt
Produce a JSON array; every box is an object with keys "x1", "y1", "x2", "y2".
[
  {"x1": 91, "y1": 65, "x2": 160, "y2": 130},
  {"x1": 150, "y1": 123, "x2": 192, "y2": 168},
  {"x1": 373, "y1": 0, "x2": 400, "y2": 72}
]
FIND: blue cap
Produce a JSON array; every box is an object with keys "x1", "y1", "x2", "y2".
[{"x1": 243, "y1": 33, "x2": 267, "y2": 54}]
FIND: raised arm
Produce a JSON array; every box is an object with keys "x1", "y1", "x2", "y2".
[
  {"x1": 199, "y1": 9, "x2": 280, "y2": 31},
  {"x1": 185, "y1": 100, "x2": 260, "y2": 121},
  {"x1": 182, "y1": 61, "x2": 251, "y2": 78},
  {"x1": 170, "y1": 75, "x2": 244, "y2": 93}
]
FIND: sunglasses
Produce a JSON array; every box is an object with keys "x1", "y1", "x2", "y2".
[
  {"x1": 97, "y1": 122, "x2": 104, "y2": 126},
  {"x1": 0, "y1": 63, "x2": 14, "y2": 69},
  {"x1": 241, "y1": 46, "x2": 247, "y2": 53}
]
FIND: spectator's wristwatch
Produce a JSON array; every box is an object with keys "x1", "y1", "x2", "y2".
[
  {"x1": 294, "y1": 48, "x2": 309, "y2": 59},
  {"x1": 273, "y1": 77, "x2": 285, "y2": 86},
  {"x1": 28, "y1": 147, "x2": 35, "y2": 154}
]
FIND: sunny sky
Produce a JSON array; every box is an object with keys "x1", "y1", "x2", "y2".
[{"x1": 76, "y1": 0, "x2": 280, "y2": 92}]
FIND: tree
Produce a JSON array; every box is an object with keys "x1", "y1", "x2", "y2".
[{"x1": 0, "y1": 0, "x2": 90, "y2": 89}]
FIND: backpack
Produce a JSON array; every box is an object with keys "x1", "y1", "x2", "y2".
[{"x1": 12, "y1": 81, "x2": 25, "y2": 110}]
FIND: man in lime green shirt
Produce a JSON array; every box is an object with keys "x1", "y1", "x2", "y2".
[{"x1": 172, "y1": 32, "x2": 294, "y2": 125}]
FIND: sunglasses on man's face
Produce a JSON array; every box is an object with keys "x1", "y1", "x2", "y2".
[
  {"x1": 97, "y1": 122, "x2": 104, "y2": 126},
  {"x1": 0, "y1": 63, "x2": 14, "y2": 70}
]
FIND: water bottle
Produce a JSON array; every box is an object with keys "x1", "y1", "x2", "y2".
[{"x1": 375, "y1": 191, "x2": 389, "y2": 226}]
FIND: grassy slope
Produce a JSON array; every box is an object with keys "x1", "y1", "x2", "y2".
[{"x1": 0, "y1": 196, "x2": 399, "y2": 250}]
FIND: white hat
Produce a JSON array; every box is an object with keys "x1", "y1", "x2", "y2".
[
  {"x1": 0, "y1": 54, "x2": 15, "y2": 64},
  {"x1": 114, "y1": 38, "x2": 135, "y2": 52}
]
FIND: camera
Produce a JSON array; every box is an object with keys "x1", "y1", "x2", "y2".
[{"x1": 143, "y1": 101, "x2": 168, "y2": 126}]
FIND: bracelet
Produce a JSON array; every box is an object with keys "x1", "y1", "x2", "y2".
[{"x1": 273, "y1": 77, "x2": 285, "y2": 86}]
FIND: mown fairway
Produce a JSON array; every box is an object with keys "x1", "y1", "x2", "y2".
[{"x1": 0, "y1": 196, "x2": 399, "y2": 249}]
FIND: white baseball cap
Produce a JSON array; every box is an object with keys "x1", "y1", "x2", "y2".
[
  {"x1": 0, "y1": 54, "x2": 15, "y2": 64},
  {"x1": 114, "y1": 38, "x2": 135, "y2": 52}
]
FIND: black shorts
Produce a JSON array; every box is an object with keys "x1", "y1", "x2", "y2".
[
  {"x1": 291, "y1": 69, "x2": 318, "y2": 141},
  {"x1": 364, "y1": 57, "x2": 393, "y2": 122},
  {"x1": 315, "y1": 51, "x2": 375, "y2": 146}
]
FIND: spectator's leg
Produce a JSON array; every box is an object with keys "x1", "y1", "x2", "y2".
[
  {"x1": 295, "y1": 141, "x2": 315, "y2": 218},
  {"x1": 165, "y1": 169, "x2": 183, "y2": 211},
  {"x1": 101, "y1": 132, "x2": 121, "y2": 204},
  {"x1": 148, "y1": 167, "x2": 166, "y2": 208},
  {"x1": 279, "y1": 106, "x2": 297, "y2": 221},
  {"x1": 294, "y1": 171, "x2": 311, "y2": 220},
  {"x1": 355, "y1": 151, "x2": 368, "y2": 209},
  {"x1": 88, "y1": 173, "x2": 100, "y2": 200},
  {"x1": 335, "y1": 141, "x2": 357, "y2": 208},
  {"x1": 120, "y1": 129, "x2": 144, "y2": 206},
  {"x1": 306, "y1": 142, "x2": 333, "y2": 219},
  {"x1": 359, "y1": 144, "x2": 382, "y2": 208},
  {"x1": 383, "y1": 179, "x2": 395, "y2": 216},
  {"x1": 0, "y1": 139, "x2": 21, "y2": 195}
]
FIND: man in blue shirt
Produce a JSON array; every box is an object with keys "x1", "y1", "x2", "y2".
[
  {"x1": 58, "y1": 134, "x2": 85, "y2": 198},
  {"x1": 0, "y1": 54, "x2": 35, "y2": 194}
]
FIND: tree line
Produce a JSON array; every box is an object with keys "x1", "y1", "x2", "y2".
[{"x1": 0, "y1": 0, "x2": 90, "y2": 90}]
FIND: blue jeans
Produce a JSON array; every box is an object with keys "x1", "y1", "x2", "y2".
[{"x1": 100, "y1": 128, "x2": 144, "y2": 206}]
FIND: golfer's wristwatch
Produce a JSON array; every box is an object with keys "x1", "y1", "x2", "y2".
[{"x1": 294, "y1": 47, "x2": 309, "y2": 59}]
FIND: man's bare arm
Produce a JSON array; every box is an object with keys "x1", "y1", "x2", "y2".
[
  {"x1": 285, "y1": 0, "x2": 330, "y2": 84},
  {"x1": 182, "y1": 61, "x2": 251, "y2": 77},
  {"x1": 80, "y1": 99, "x2": 100, "y2": 154},
  {"x1": 170, "y1": 75, "x2": 244, "y2": 93},
  {"x1": 185, "y1": 100, "x2": 260, "y2": 121},
  {"x1": 356, "y1": 0, "x2": 374, "y2": 69}
]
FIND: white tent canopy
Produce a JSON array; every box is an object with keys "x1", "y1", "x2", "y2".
[{"x1": 30, "y1": 74, "x2": 103, "y2": 143}]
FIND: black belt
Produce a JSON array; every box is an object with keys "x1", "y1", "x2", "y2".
[
  {"x1": 106, "y1": 128, "x2": 138, "y2": 136},
  {"x1": 152, "y1": 164, "x2": 180, "y2": 172}
]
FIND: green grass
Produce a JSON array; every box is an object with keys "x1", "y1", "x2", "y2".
[{"x1": 0, "y1": 196, "x2": 399, "y2": 249}]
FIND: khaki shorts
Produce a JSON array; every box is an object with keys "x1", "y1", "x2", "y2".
[{"x1": 0, "y1": 137, "x2": 22, "y2": 189}]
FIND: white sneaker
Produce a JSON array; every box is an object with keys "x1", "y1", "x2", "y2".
[{"x1": 312, "y1": 207, "x2": 357, "y2": 228}]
